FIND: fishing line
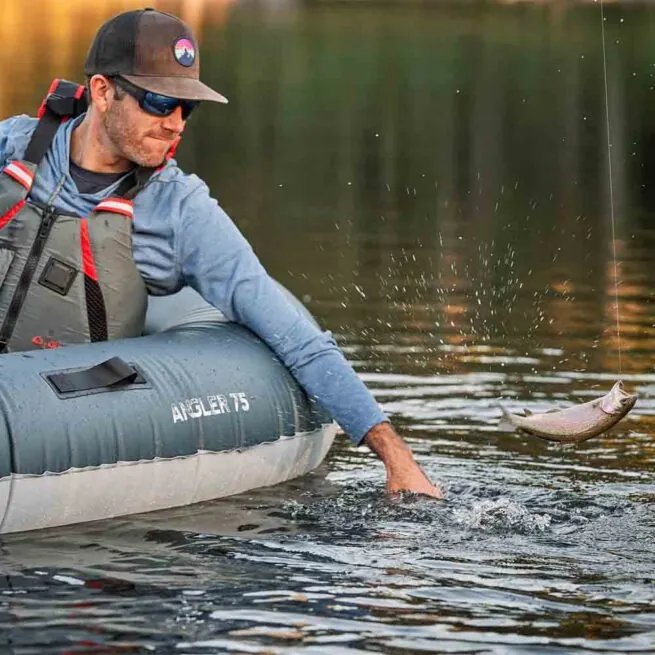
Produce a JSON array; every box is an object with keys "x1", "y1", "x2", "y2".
[{"x1": 600, "y1": 0, "x2": 622, "y2": 374}]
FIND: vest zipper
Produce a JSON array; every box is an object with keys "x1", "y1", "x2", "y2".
[{"x1": 0, "y1": 205, "x2": 59, "y2": 353}]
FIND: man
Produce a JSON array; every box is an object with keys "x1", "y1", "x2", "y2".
[{"x1": 0, "y1": 8, "x2": 442, "y2": 498}]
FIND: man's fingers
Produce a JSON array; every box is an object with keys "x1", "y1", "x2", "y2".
[{"x1": 386, "y1": 481, "x2": 445, "y2": 499}]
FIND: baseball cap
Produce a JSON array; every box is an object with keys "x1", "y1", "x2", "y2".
[{"x1": 84, "y1": 7, "x2": 228, "y2": 104}]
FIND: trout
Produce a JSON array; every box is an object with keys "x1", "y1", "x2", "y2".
[{"x1": 499, "y1": 380, "x2": 636, "y2": 443}]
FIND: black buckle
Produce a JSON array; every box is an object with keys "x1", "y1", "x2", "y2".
[{"x1": 46, "y1": 92, "x2": 88, "y2": 119}]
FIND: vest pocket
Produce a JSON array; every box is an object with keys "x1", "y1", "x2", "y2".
[{"x1": 0, "y1": 247, "x2": 15, "y2": 288}]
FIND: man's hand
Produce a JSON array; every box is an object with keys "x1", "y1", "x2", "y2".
[{"x1": 363, "y1": 422, "x2": 444, "y2": 499}]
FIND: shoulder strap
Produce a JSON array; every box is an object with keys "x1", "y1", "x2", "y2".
[
  {"x1": 22, "y1": 84, "x2": 180, "y2": 199},
  {"x1": 114, "y1": 166, "x2": 155, "y2": 200},
  {"x1": 23, "y1": 79, "x2": 88, "y2": 166}
]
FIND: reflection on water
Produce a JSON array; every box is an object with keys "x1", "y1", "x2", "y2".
[{"x1": 0, "y1": 1, "x2": 654, "y2": 653}]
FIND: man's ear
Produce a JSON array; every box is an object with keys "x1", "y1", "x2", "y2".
[{"x1": 88, "y1": 75, "x2": 114, "y2": 113}]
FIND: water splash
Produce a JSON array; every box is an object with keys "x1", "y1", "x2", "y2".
[{"x1": 451, "y1": 497, "x2": 552, "y2": 533}]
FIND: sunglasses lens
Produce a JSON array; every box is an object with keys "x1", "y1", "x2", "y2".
[
  {"x1": 142, "y1": 92, "x2": 199, "y2": 120},
  {"x1": 182, "y1": 101, "x2": 199, "y2": 120},
  {"x1": 143, "y1": 92, "x2": 179, "y2": 117},
  {"x1": 115, "y1": 79, "x2": 199, "y2": 121}
]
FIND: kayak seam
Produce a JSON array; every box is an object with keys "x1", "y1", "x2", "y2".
[{"x1": 0, "y1": 423, "x2": 337, "y2": 481}]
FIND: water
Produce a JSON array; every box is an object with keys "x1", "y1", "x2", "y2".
[{"x1": 1, "y1": 0, "x2": 654, "y2": 652}]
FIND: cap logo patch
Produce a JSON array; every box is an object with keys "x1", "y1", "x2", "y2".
[{"x1": 173, "y1": 38, "x2": 195, "y2": 67}]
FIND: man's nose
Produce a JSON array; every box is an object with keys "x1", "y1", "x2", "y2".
[{"x1": 162, "y1": 105, "x2": 185, "y2": 132}]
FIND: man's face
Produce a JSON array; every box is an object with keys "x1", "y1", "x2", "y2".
[{"x1": 102, "y1": 82, "x2": 185, "y2": 168}]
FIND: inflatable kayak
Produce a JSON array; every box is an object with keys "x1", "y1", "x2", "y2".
[{"x1": 0, "y1": 286, "x2": 336, "y2": 534}]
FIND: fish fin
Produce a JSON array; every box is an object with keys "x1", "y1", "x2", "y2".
[
  {"x1": 498, "y1": 405, "x2": 515, "y2": 431},
  {"x1": 523, "y1": 408, "x2": 533, "y2": 416}
]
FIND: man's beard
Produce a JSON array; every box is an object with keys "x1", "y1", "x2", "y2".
[{"x1": 103, "y1": 102, "x2": 168, "y2": 169}]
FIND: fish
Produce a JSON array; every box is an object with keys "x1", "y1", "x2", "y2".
[{"x1": 499, "y1": 380, "x2": 637, "y2": 443}]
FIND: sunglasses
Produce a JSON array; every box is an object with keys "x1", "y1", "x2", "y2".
[{"x1": 112, "y1": 76, "x2": 199, "y2": 121}]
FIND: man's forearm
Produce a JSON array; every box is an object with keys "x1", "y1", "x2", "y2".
[
  {"x1": 364, "y1": 421, "x2": 415, "y2": 467},
  {"x1": 363, "y1": 422, "x2": 444, "y2": 498}
]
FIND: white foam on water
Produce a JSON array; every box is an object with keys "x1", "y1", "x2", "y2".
[{"x1": 451, "y1": 497, "x2": 552, "y2": 533}]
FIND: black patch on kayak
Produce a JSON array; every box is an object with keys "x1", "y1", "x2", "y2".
[{"x1": 42, "y1": 358, "x2": 149, "y2": 399}]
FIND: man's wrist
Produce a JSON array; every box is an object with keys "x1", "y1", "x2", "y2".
[{"x1": 363, "y1": 422, "x2": 414, "y2": 469}]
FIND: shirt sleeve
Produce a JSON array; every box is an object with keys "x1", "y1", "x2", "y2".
[
  {"x1": 175, "y1": 184, "x2": 388, "y2": 444},
  {"x1": 0, "y1": 117, "x2": 20, "y2": 168}
]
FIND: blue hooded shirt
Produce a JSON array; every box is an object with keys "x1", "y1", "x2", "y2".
[{"x1": 0, "y1": 113, "x2": 387, "y2": 444}]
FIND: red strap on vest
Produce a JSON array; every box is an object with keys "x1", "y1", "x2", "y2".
[
  {"x1": 0, "y1": 200, "x2": 26, "y2": 230},
  {"x1": 36, "y1": 78, "x2": 86, "y2": 121},
  {"x1": 37, "y1": 79, "x2": 61, "y2": 119},
  {"x1": 3, "y1": 161, "x2": 35, "y2": 190},
  {"x1": 0, "y1": 160, "x2": 32, "y2": 229},
  {"x1": 25, "y1": 79, "x2": 89, "y2": 166},
  {"x1": 79, "y1": 219, "x2": 98, "y2": 281},
  {"x1": 94, "y1": 198, "x2": 134, "y2": 219},
  {"x1": 79, "y1": 218, "x2": 109, "y2": 342}
]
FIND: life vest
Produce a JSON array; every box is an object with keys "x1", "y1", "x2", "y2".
[{"x1": 0, "y1": 79, "x2": 149, "y2": 353}]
